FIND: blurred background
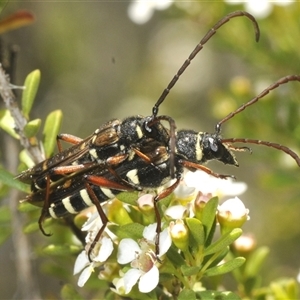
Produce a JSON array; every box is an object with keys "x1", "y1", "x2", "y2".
[{"x1": 0, "y1": 0, "x2": 300, "y2": 298}]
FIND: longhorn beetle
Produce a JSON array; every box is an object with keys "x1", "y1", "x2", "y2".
[
  {"x1": 17, "y1": 11, "x2": 259, "y2": 191},
  {"x1": 18, "y1": 11, "x2": 300, "y2": 258}
]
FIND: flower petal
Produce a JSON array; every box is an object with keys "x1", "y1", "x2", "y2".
[
  {"x1": 123, "y1": 268, "x2": 143, "y2": 294},
  {"x1": 138, "y1": 265, "x2": 159, "y2": 293},
  {"x1": 165, "y1": 205, "x2": 187, "y2": 219},
  {"x1": 77, "y1": 265, "x2": 93, "y2": 287},
  {"x1": 94, "y1": 236, "x2": 114, "y2": 262},
  {"x1": 73, "y1": 251, "x2": 90, "y2": 275},
  {"x1": 118, "y1": 238, "x2": 141, "y2": 264},
  {"x1": 158, "y1": 228, "x2": 172, "y2": 257},
  {"x1": 143, "y1": 223, "x2": 157, "y2": 241},
  {"x1": 219, "y1": 197, "x2": 249, "y2": 220}
]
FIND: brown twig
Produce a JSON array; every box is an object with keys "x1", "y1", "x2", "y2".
[{"x1": 0, "y1": 64, "x2": 43, "y2": 164}]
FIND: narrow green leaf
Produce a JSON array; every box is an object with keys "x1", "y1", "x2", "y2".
[
  {"x1": 178, "y1": 289, "x2": 197, "y2": 300},
  {"x1": 201, "y1": 197, "x2": 219, "y2": 238},
  {"x1": 0, "y1": 167, "x2": 30, "y2": 193},
  {"x1": 204, "y1": 228, "x2": 242, "y2": 256},
  {"x1": 181, "y1": 265, "x2": 201, "y2": 276},
  {"x1": 21, "y1": 69, "x2": 41, "y2": 119},
  {"x1": 244, "y1": 246, "x2": 270, "y2": 278},
  {"x1": 198, "y1": 290, "x2": 241, "y2": 300},
  {"x1": 23, "y1": 118, "x2": 41, "y2": 138},
  {"x1": 186, "y1": 218, "x2": 205, "y2": 250},
  {"x1": 19, "y1": 149, "x2": 35, "y2": 169},
  {"x1": 23, "y1": 218, "x2": 52, "y2": 234},
  {"x1": 43, "y1": 110, "x2": 63, "y2": 158},
  {"x1": 42, "y1": 244, "x2": 81, "y2": 256},
  {"x1": 116, "y1": 191, "x2": 139, "y2": 205},
  {"x1": 204, "y1": 257, "x2": 245, "y2": 276},
  {"x1": 166, "y1": 244, "x2": 186, "y2": 266},
  {"x1": 203, "y1": 247, "x2": 229, "y2": 269},
  {"x1": 108, "y1": 223, "x2": 144, "y2": 240},
  {"x1": 18, "y1": 202, "x2": 40, "y2": 212},
  {"x1": 270, "y1": 280, "x2": 296, "y2": 300},
  {"x1": 23, "y1": 221, "x2": 41, "y2": 233},
  {"x1": 0, "y1": 109, "x2": 19, "y2": 139},
  {"x1": 61, "y1": 284, "x2": 84, "y2": 300}
]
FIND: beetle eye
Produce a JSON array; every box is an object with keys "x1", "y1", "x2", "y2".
[{"x1": 208, "y1": 137, "x2": 218, "y2": 152}]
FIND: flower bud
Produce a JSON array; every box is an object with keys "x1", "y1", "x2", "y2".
[
  {"x1": 106, "y1": 198, "x2": 132, "y2": 226},
  {"x1": 169, "y1": 220, "x2": 189, "y2": 251},
  {"x1": 217, "y1": 197, "x2": 249, "y2": 234},
  {"x1": 137, "y1": 194, "x2": 156, "y2": 224},
  {"x1": 194, "y1": 191, "x2": 213, "y2": 220},
  {"x1": 233, "y1": 234, "x2": 256, "y2": 257}
]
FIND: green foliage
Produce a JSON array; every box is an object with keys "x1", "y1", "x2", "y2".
[
  {"x1": 42, "y1": 109, "x2": 63, "y2": 158},
  {"x1": 22, "y1": 69, "x2": 41, "y2": 119}
]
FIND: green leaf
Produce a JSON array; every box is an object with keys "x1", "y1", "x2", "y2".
[
  {"x1": 42, "y1": 244, "x2": 81, "y2": 256},
  {"x1": 23, "y1": 218, "x2": 53, "y2": 234},
  {"x1": 43, "y1": 110, "x2": 63, "y2": 158},
  {"x1": 181, "y1": 265, "x2": 201, "y2": 276},
  {"x1": 201, "y1": 197, "x2": 219, "y2": 239},
  {"x1": 269, "y1": 279, "x2": 299, "y2": 300},
  {"x1": 204, "y1": 257, "x2": 245, "y2": 276},
  {"x1": 204, "y1": 228, "x2": 242, "y2": 256},
  {"x1": 178, "y1": 289, "x2": 197, "y2": 300},
  {"x1": 23, "y1": 118, "x2": 41, "y2": 138},
  {"x1": 244, "y1": 246, "x2": 270, "y2": 278},
  {"x1": 18, "y1": 201, "x2": 40, "y2": 212},
  {"x1": 21, "y1": 69, "x2": 41, "y2": 119},
  {"x1": 108, "y1": 222, "x2": 144, "y2": 240},
  {"x1": 61, "y1": 284, "x2": 84, "y2": 300},
  {"x1": 0, "y1": 167, "x2": 30, "y2": 193},
  {"x1": 19, "y1": 149, "x2": 35, "y2": 169},
  {"x1": 198, "y1": 290, "x2": 241, "y2": 300},
  {"x1": 203, "y1": 247, "x2": 229, "y2": 269},
  {"x1": 186, "y1": 218, "x2": 205, "y2": 250},
  {"x1": 23, "y1": 220, "x2": 41, "y2": 233},
  {"x1": 116, "y1": 191, "x2": 139, "y2": 205},
  {"x1": 166, "y1": 244, "x2": 186, "y2": 266},
  {"x1": 0, "y1": 109, "x2": 19, "y2": 139}
]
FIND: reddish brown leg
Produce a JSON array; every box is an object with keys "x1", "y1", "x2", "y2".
[
  {"x1": 56, "y1": 133, "x2": 84, "y2": 152},
  {"x1": 153, "y1": 177, "x2": 181, "y2": 256},
  {"x1": 50, "y1": 162, "x2": 96, "y2": 175},
  {"x1": 84, "y1": 182, "x2": 109, "y2": 261},
  {"x1": 83, "y1": 175, "x2": 135, "y2": 260},
  {"x1": 181, "y1": 160, "x2": 235, "y2": 179},
  {"x1": 38, "y1": 175, "x2": 52, "y2": 236},
  {"x1": 85, "y1": 175, "x2": 134, "y2": 191}
]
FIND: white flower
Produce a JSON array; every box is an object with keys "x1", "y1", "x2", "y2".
[
  {"x1": 234, "y1": 234, "x2": 256, "y2": 253},
  {"x1": 73, "y1": 236, "x2": 114, "y2": 287},
  {"x1": 183, "y1": 170, "x2": 247, "y2": 199},
  {"x1": 127, "y1": 0, "x2": 173, "y2": 24},
  {"x1": 117, "y1": 223, "x2": 172, "y2": 293},
  {"x1": 218, "y1": 197, "x2": 250, "y2": 221},
  {"x1": 217, "y1": 197, "x2": 250, "y2": 234},
  {"x1": 225, "y1": 0, "x2": 295, "y2": 19},
  {"x1": 165, "y1": 204, "x2": 189, "y2": 220},
  {"x1": 73, "y1": 210, "x2": 114, "y2": 287}
]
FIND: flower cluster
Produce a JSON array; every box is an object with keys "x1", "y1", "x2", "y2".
[{"x1": 73, "y1": 170, "x2": 250, "y2": 298}]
